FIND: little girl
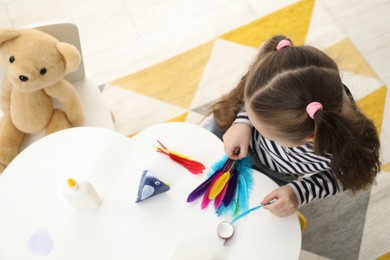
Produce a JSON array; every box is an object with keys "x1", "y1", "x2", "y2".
[{"x1": 205, "y1": 35, "x2": 381, "y2": 217}]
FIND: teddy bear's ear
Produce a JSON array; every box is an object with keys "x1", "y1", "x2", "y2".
[
  {"x1": 0, "y1": 29, "x2": 20, "y2": 46},
  {"x1": 56, "y1": 42, "x2": 81, "y2": 73}
]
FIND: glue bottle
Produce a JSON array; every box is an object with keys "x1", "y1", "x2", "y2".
[{"x1": 63, "y1": 178, "x2": 102, "y2": 210}]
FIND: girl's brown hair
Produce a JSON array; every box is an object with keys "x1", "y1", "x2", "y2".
[{"x1": 212, "y1": 35, "x2": 380, "y2": 191}]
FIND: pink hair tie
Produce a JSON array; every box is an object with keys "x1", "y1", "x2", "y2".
[
  {"x1": 276, "y1": 39, "x2": 292, "y2": 51},
  {"x1": 306, "y1": 102, "x2": 323, "y2": 119}
]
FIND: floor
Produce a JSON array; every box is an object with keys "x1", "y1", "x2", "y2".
[
  {"x1": 0, "y1": 0, "x2": 389, "y2": 259},
  {"x1": 0, "y1": 0, "x2": 388, "y2": 88}
]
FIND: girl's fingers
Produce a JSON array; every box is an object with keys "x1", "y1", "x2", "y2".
[{"x1": 261, "y1": 190, "x2": 277, "y2": 206}]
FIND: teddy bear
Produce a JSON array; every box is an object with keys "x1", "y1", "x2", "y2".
[{"x1": 0, "y1": 28, "x2": 84, "y2": 173}]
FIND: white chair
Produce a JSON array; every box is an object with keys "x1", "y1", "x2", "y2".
[{"x1": 0, "y1": 22, "x2": 115, "y2": 149}]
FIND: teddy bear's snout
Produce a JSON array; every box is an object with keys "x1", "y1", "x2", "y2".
[{"x1": 19, "y1": 75, "x2": 29, "y2": 82}]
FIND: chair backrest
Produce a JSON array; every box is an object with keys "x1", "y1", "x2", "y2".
[{"x1": 29, "y1": 22, "x2": 86, "y2": 83}]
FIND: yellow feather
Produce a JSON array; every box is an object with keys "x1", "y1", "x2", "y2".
[
  {"x1": 168, "y1": 149, "x2": 194, "y2": 160},
  {"x1": 208, "y1": 171, "x2": 230, "y2": 199},
  {"x1": 156, "y1": 145, "x2": 195, "y2": 160}
]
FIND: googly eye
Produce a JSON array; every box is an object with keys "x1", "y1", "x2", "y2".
[{"x1": 154, "y1": 181, "x2": 160, "y2": 185}]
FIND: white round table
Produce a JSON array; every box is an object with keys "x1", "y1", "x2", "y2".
[{"x1": 0, "y1": 122, "x2": 301, "y2": 259}]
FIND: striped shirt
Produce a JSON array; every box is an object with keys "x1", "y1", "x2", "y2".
[{"x1": 235, "y1": 111, "x2": 342, "y2": 206}]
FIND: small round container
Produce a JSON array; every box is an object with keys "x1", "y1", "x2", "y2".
[{"x1": 217, "y1": 221, "x2": 234, "y2": 244}]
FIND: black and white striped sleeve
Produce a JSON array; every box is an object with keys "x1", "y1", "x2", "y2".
[
  {"x1": 288, "y1": 170, "x2": 343, "y2": 206},
  {"x1": 233, "y1": 108, "x2": 252, "y2": 125}
]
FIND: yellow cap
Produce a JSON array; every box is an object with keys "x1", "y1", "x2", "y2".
[{"x1": 67, "y1": 178, "x2": 77, "y2": 188}]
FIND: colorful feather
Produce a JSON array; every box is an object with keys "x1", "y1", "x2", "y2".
[
  {"x1": 231, "y1": 205, "x2": 263, "y2": 224},
  {"x1": 201, "y1": 187, "x2": 212, "y2": 209},
  {"x1": 237, "y1": 172, "x2": 249, "y2": 213},
  {"x1": 216, "y1": 202, "x2": 226, "y2": 216},
  {"x1": 201, "y1": 171, "x2": 223, "y2": 209},
  {"x1": 237, "y1": 157, "x2": 254, "y2": 190},
  {"x1": 236, "y1": 157, "x2": 253, "y2": 214},
  {"x1": 222, "y1": 168, "x2": 238, "y2": 207},
  {"x1": 230, "y1": 201, "x2": 275, "y2": 224},
  {"x1": 214, "y1": 180, "x2": 229, "y2": 209},
  {"x1": 216, "y1": 174, "x2": 239, "y2": 216},
  {"x1": 155, "y1": 140, "x2": 205, "y2": 174},
  {"x1": 186, "y1": 170, "x2": 221, "y2": 202},
  {"x1": 187, "y1": 155, "x2": 253, "y2": 217},
  {"x1": 208, "y1": 171, "x2": 230, "y2": 200},
  {"x1": 216, "y1": 158, "x2": 253, "y2": 216},
  {"x1": 232, "y1": 185, "x2": 240, "y2": 215},
  {"x1": 209, "y1": 155, "x2": 231, "y2": 174}
]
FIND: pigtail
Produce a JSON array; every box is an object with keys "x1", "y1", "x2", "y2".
[
  {"x1": 313, "y1": 109, "x2": 380, "y2": 191},
  {"x1": 263, "y1": 35, "x2": 291, "y2": 53}
]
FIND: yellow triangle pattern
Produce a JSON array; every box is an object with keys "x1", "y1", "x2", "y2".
[
  {"x1": 324, "y1": 38, "x2": 378, "y2": 78},
  {"x1": 381, "y1": 162, "x2": 390, "y2": 173},
  {"x1": 165, "y1": 112, "x2": 188, "y2": 123},
  {"x1": 111, "y1": 41, "x2": 215, "y2": 109},
  {"x1": 357, "y1": 85, "x2": 387, "y2": 134},
  {"x1": 127, "y1": 112, "x2": 189, "y2": 138},
  {"x1": 220, "y1": 0, "x2": 315, "y2": 48}
]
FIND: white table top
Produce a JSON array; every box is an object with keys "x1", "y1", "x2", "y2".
[{"x1": 0, "y1": 122, "x2": 301, "y2": 260}]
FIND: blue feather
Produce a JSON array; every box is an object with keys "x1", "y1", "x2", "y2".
[
  {"x1": 237, "y1": 172, "x2": 248, "y2": 213},
  {"x1": 237, "y1": 157, "x2": 253, "y2": 192},
  {"x1": 237, "y1": 157, "x2": 253, "y2": 214},
  {"x1": 208, "y1": 155, "x2": 230, "y2": 177}
]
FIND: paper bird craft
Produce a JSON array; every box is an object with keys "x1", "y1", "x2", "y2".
[{"x1": 136, "y1": 170, "x2": 170, "y2": 202}]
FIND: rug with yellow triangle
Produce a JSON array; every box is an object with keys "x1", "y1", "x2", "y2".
[{"x1": 102, "y1": 0, "x2": 390, "y2": 259}]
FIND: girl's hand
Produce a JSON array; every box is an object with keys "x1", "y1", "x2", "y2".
[
  {"x1": 222, "y1": 123, "x2": 251, "y2": 159},
  {"x1": 261, "y1": 185, "x2": 298, "y2": 217}
]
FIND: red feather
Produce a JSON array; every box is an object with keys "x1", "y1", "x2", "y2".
[{"x1": 156, "y1": 141, "x2": 205, "y2": 174}]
